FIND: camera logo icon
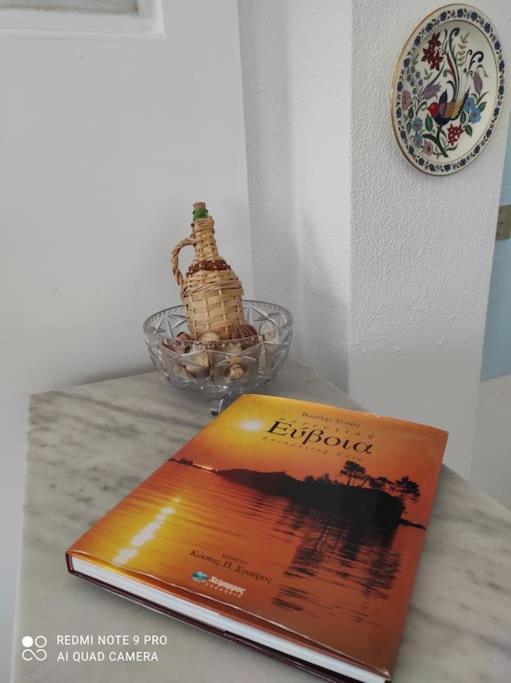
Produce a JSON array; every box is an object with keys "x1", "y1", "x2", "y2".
[{"x1": 21, "y1": 635, "x2": 47, "y2": 662}]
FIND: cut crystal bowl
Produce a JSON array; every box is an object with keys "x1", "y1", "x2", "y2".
[{"x1": 143, "y1": 300, "x2": 292, "y2": 414}]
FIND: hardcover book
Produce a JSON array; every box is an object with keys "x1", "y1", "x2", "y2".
[{"x1": 66, "y1": 394, "x2": 448, "y2": 682}]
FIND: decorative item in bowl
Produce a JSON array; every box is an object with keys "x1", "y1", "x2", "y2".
[
  {"x1": 143, "y1": 300, "x2": 292, "y2": 415},
  {"x1": 145, "y1": 201, "x2": 291, "y2": 413}
]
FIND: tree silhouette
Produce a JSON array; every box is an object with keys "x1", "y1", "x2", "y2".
[
  {"x1": 392, "y1": 476, "x2": 420, "y2": 505},
  {"x1": 337, "y1": 465, "x2": 420, "y2": 504},
  {"x1": 339, "y1": 461, "x2": 367, "y2": 486},
  {"x1": 318, "y1": 473, "x2": 333, "y2": 484},
  {"x1": 367, "y1": 476, "x2": 390, "y2": 492}
]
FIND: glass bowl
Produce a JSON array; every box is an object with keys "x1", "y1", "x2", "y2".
[{"x1": 143, "y1": 300, "x2": 292, "y2": 414}]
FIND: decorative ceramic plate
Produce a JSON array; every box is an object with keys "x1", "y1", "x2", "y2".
[{"x1": 391, "y1": 4, "x2": 505, "y2": 175}]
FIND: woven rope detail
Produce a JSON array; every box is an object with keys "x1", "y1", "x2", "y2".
[{"x1": 171, "y1": 236, "x2": 195, "y2": 290}]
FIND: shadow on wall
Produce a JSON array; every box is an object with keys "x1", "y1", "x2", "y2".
[
  {"x1": 239, "y1": 0, "x2": 350, "y2": 390},
  {"x1": 240, "y1": 0, "x2": 297, "y2": 353},
  {"x1": 300, "y1": 214, "x2": 349, "y2": 389},
  {"x1": 77, "y1": 364, "x2": 152, "y2": 388}
]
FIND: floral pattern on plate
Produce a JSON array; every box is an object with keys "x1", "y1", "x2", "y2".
[{"x1": 391, "y1": 4, "x2": 505, "y2": 175}]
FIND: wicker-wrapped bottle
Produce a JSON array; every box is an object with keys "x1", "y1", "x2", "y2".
[{"x1": 171, "y1": 203, "x2": 246, "y2": 339}]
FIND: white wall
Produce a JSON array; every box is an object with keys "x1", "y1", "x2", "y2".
[
  {"x1": 0, "y1": 2, "x2": 252, "y2": 679},
  {"x1": 240, "y1": 0, "x2": 510, "y2": 478},
  {"x1": 349, "y1": 0, "x2": 510, "y2": 477},
  {"x1": 238, "y1": 0, "x2": 352, "y2": 389}
]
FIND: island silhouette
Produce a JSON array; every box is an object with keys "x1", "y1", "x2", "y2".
[{"x1": 173, "y1": 456, "x2": 424, "y2": 530}]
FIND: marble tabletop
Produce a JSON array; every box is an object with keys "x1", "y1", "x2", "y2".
[{"x1": 13, "y1": 361, "x2": 511, "y2": 683}]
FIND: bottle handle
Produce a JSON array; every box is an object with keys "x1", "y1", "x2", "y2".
[{"x1": 171, "y1": 236, "x2": 195, "y2": 290}]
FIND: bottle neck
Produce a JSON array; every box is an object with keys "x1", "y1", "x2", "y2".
[{"x1": 192, "y1": 217, "x2": 221, "y2": 261}]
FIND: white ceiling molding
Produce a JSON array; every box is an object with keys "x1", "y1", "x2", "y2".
[
  {"x1": 0, "y1": 1, "x2": 138, "y2": 14},
  {"x1": 0, "y1": 0, "x2": 163, "y2": 37}
]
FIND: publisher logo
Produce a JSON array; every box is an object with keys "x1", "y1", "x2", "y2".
[
  {"x1": 192, "y1": 570, "x2": 245, "y2": 598},
  {"x1": 208, "y1": 576, "x2": 245, "y2": 598},
  {"x1": 191, "y1": 570, "x2": 209, "y2": 583},
  {"x1": 21, "y1": 635, "x2": 47, "y2": 662}
]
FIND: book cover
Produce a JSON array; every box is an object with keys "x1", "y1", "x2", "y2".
[{"x1": 67, "y1": 394, "x2": 448, "y2": 681}]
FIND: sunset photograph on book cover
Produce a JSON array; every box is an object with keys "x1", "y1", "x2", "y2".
[{"x1": 68, "y1": 394, "x2": 447, "y2": 675}]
